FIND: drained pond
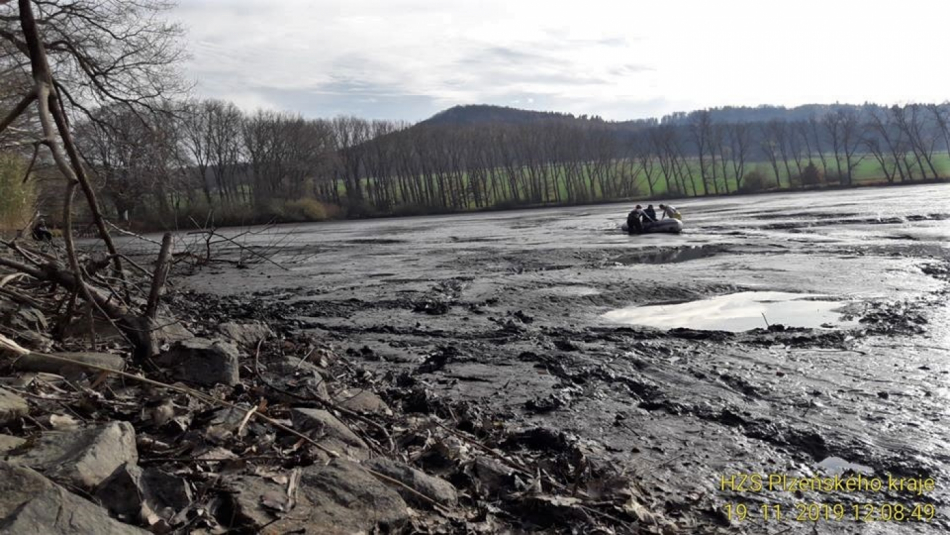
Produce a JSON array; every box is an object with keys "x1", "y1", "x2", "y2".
[{"x1": 162, "y1": 183, "x2": 950, "y2": 534}]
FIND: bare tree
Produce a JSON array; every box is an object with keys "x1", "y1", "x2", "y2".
[
  {"x1": 688, "y1": 110, "x2": 713, "y2": 195},
  {"x1": 0, "y1": 0, "x2": 186, "y2": 359}
]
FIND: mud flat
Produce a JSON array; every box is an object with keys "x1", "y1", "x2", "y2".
[{"x1": 179, "y1": 184, "x2": 950, "y2": 533}]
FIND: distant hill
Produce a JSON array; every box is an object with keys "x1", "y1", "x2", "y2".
[
  {"x1": 420, "y1": 105, "x2": 594, "y2": 128},
  {"x1": 419, "y1": 103, "x2": 875, "y2": 130}
]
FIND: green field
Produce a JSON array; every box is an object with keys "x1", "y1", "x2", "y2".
[{"x1": 351, "y1": 151, "x2": 950, "y2": 213}]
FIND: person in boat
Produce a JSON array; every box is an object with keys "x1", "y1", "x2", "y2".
[
  {"x1": 644, "y1": 204, "x2": 657, "y2": 222},
  {"x1": 658, "y1": 204, "x2": 682, "y2": 220},
  {"x1": 626, "y1": 205, "x2": 645, "y2": 233},
  {"x1": 31, "y1": 219, "x2": 53, "y2": 243}
]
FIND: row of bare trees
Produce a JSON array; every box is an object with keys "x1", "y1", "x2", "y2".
[{"x1": 67, "y1": 99, "x2": 950, "y2": 226}]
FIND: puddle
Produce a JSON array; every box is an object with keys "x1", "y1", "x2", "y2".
[
  {"x1": 816, "y1": 456, "x2": 874, "y2": 476},
  {"x1": 602, "y1": 291, "x2": 856, "y2": 332},
  {"x1": 613, "y1": 246, "x2": 721, "y2": 265},
  {"x1": 537, "y1": 286, "x2": 601, "y2": 297}
]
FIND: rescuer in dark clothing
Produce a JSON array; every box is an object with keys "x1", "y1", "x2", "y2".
[
  {"x1": 31, "y1": 220, "x2": 52, "y2": 243},
  {"x1": 644, "y1": 204, "x2": 657, "y2": 222},
  {"x1": 626, "y1": 205, "x2": 644, "y2": 234}
]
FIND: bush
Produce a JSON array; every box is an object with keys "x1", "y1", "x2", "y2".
[
  {"x1": 284, "y1": 198, "x2": 328, "y2": 221},
  {"x1": 801, "y1": 162, "x2": 822, "y2": 186},
  {"x1": 739, "y1": 170, "x2": 773, "y2": 193}
]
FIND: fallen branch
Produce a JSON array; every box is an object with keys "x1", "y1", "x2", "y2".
[
  {"x1": 186, "y1": 229, "x2": 290, "y2": 271},
  {"x1": 145, "y1": 232, "x2": 173, "y2": 319}
]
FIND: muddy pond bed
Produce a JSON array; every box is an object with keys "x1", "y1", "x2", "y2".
[{"x1": 169, "y1": 184, "x2": 950, "y2": 534}]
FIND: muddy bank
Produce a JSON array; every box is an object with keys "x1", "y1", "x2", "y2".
[{"x1": 174, "y1": 184, "x2": 950, "y2": 533}]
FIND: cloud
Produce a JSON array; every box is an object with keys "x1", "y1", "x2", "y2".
[{"x1": 171, "y1": 0, "x2": 950, "y2": 122}]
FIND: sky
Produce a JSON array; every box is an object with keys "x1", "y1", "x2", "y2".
[{"x1": 173, "y1": 0, "x2": 950, "y2": 123}]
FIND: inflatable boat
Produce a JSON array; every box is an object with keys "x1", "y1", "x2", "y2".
[{"x1": 621, "y1": 218, "x2": 683, "y2": 234}]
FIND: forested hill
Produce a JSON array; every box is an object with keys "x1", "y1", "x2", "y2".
[
  {"x1": 420, "y1": 105, "x2": 594, "y2": 127},
  {"x1": 420, "y1": 103, "x2": 875, "y2": 130}
]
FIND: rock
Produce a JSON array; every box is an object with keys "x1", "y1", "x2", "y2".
[
  {"x1": 95, "y1": 463, "x2": 192, "y2": 523},
  {"x1": 11, "y1": 351, "x2": 125, "y2": 375},
  {"x1": 0, "y1": 434, "x2": 26, "y2": 455},
  {"x1": 0, "y1": 462, "x2": 147, "y2": 534},
  {"x1": 291, "y1": 408, "x2": 369, "y2": 460},
  {"x1": 149, "y1": 318, "x2": 195, "y2": 353},
  {"x1": 265, "y1": 460, "x2": 408, "y2": 535},
  {"x1": 0, "y1": 387, "x2": 28, "y2": 427},
  {"x1": 265, "y1": 356, "x2": 329, "y2": 400},
  {"x1": 154, "y1": 338, "x2": 240, "y2": 386},
  {"x1": 336, "y1": 389, "x2": 392, "y2": 416},
  {"x1": 294, "y1": 460, "x2": 408, "y2": 532},
  {"x1": 222, "y1": 475, "x2": 290, "y2": 529},
  {"x1": 470, "y1": 456, "x2": 515, "y2": 496},
  {"x1": 365, "y1": 457, "x2": 458, "y2": 506},
  {"x1": 8, "y1": 421, "x2": 137, "y2": 489},
  {"x1": 217, "y1": 321, "x2": 273, "y2": 347}
]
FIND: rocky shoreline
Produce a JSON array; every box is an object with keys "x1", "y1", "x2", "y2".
[{"x1": 0, "y1": 286, "x2": 691, "y2": 534}]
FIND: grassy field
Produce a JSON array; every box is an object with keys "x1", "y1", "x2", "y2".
[{"x1": 354, "y1": 152, "x2": 950, "y2": 211}]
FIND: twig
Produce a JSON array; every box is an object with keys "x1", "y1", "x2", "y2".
[
  {"x1": 186, "y1": 229, "x2": 290, "y2": 271},
  {"x1": 105, "y1": 220, "x2": 163, "y2": 247},
  {"x1": 235, "y1": 404, "x2": 258, "y2": 437}
]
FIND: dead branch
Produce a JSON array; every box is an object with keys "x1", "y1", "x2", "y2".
[
  {"x1": 186, "y1": 229, "x2": 290, "y2": 271},
  {"x1": 144, "y1": 232, "x2": 172, "y2": 318}
]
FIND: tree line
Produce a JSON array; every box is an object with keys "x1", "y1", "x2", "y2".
[{"x1": 63, "y1": 100, "x2": 950, "y2": 228}]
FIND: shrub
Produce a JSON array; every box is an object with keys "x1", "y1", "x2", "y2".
[
  {"x1": 284, "y1": 198, "x2": 328, "y2": 221},
  {"x1": 739, "y1": 170, "x2": 773, "y2": 193},
  {"x1": 801, "y1": 162, "x2": 822, "y2": 186}
]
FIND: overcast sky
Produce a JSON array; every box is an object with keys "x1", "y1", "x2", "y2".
[{"x1": 173, "y1": 0, "x2": 950, "y2": 123}]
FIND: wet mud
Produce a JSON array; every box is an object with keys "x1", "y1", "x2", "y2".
[{"x1": 174, "y1": 184, "x2": 950, "y2": 533}]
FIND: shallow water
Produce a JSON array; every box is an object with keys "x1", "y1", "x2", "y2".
[
  {"x1": 816, "y1": 456, "x2": 875, "y2": 476},
  {"x1": 602, "y1": 291, "x2": 857, "y2": 332}
]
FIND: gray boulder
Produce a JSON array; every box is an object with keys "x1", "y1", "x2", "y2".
[
  {"x1": 336, "y1": 389, "x2": 392, "y2": 416},
  {"x1": 0, "y1": 388, "x2": 28, "y2": 427},
  {"x1": 95, "y1": 463, "x2": 192, "y2": 523},
  {"x1": 155, "y1": 338, "x2": 240, "y2": 386},
  {"x1": 291, "y1": 408, "x2": 369, "y2": 460},
  {"x1": 0, "y1": 462, "x2": 146, "y2": 534},
  {"x1": 8, "y1": 421, "x2": 137, "y2": 489},
  {"x1": 265, "y1": 460, "x2": 408, "y2": 535},
  {"x1": 365, "y1": 457, "x2": 458, "y2": 507},
  {"x1": 217, "y1": 321, "x2": 273, "y2": 347},
  {"x1": 265, "y1": 356, "x2": 329, "y2": 401}
]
